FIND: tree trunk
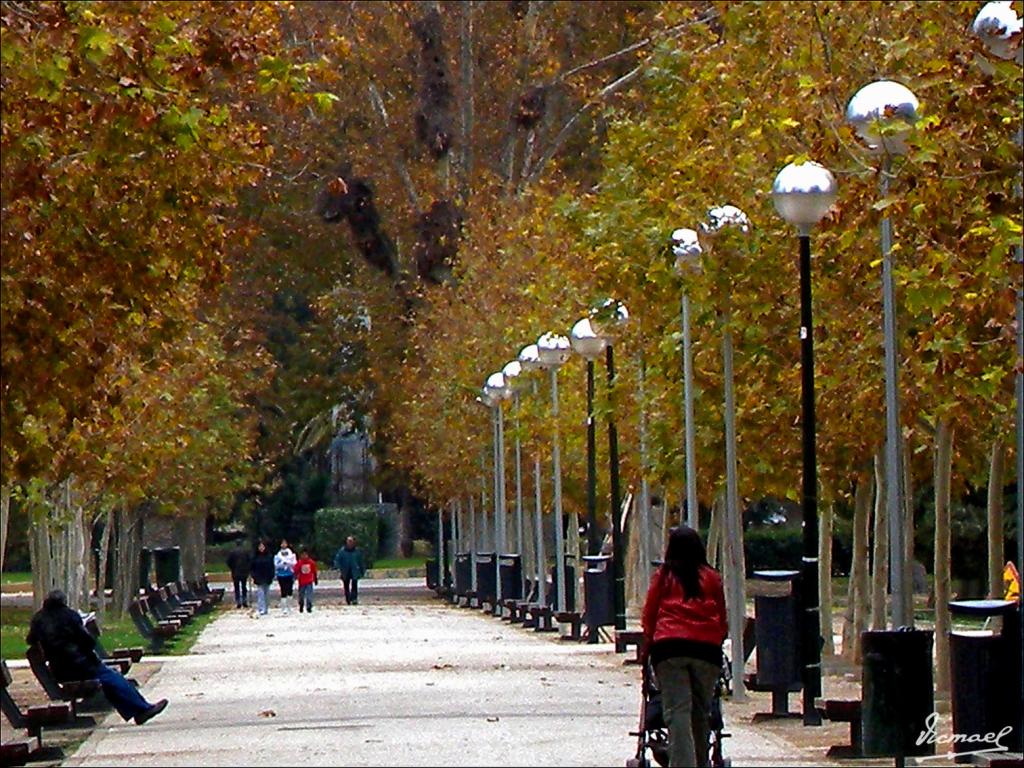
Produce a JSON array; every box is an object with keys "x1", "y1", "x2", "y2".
[
  {"x1": 0, "y1": 484, "x2": 10, "y2": 574},
  {"x1": 871, "y1": 448, "x2": 889, "y2": 630},
  {"x1": 900, "y1": 434, "x2": 916, "y2": 623},
  {"x1": 707, "y1": 492, "x2": 723, "y2": 570},
  {"x1": 933, "y1": 419, "x2": 954, "y2": 695},
  {"x1": 176, "y1": 515, "x2": 206, "y2": 582},
  {"x1": 113, "y1": 506, "x2": 144, "y2": 617},
  {"x1": 842, "y1": 471, "x2": 873, "y2": 663},
  {"x1": 458, "y1": 0, "x2": 474, "y2": 201},
  {"x1": 819, "y1": 498, "x2": 835, "y2": 656},
  {"x1": 96, "y1": 508, "x2": 115, "y2": 624},
  {"x1": 987, "y1": 440, "x2": 1006, "y2": 598}
]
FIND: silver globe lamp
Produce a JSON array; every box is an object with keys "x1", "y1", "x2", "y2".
[{"x1": 845, "y1": 80, "x2": 919, "y2": 156}]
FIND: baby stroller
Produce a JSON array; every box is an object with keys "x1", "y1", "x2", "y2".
[{"x1": 627, "y1": 657, "x2": 731, "y2": 768}]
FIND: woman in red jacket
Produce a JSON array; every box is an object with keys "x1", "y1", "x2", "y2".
[{"x1": 641, "y1": 526, "x2": 728, "y2": 768}]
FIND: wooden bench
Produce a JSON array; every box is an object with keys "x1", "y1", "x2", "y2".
[
  {"x1": 188, "y1": 578, "x2": 225, "y2": 604},
  {"x1": 84, "y1": 616, "x2": 144, "y2": 666},
  {"x1": 820, "y1": 699, "x2": 863, "y2": 759},
  {"x1": 530, "y1": 604, "x2": 557, "y2": 633},
  {"x1": 0, "y1": 738, "x2": 38, "y2": 767},
  {"x1": 165, "y1": 582, "x2": 209, "y2": 614},
  {"x1": 25, "y1": 645, "x2": 103, "y2": 711},
  {"x1": 556, "y1": 611, "x2": 584, "y2": 642},
  {"x1": 129, "y1": 599, "x2": 179, "y2": 650},
  {"x1": 145, "y1": 588, "x2": 193, "y2": 625},
  {"x1": 614, "y1": 630, "x2": 646, "y2": 664},
  {"x1": 1, "y1": 659, "x2": 74, "y2": 738}
]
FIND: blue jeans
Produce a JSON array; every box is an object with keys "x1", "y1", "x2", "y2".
[
  {"x1": 255, "y1": 583, "x2": 271, "y2": 614},
  {"x1": 95, "y1": 663, "x2": 152, "y2": 721},
  {"x1": 298, "y1": 584, "x2": 314, "y2": 611}
]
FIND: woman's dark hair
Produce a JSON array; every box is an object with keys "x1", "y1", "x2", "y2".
[{"x1": 663, "y1": 525, "x2": 709, "y2": 600}]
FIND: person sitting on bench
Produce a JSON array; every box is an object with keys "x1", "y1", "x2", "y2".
[{"x1": 27, "y1": 590, "x2": 168, "y2": 725}]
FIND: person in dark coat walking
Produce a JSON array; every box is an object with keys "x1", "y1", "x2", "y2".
[
  {"x1": 27, "y1": 590, "x2": 168, "y2": 725},
  {"x1": 226, "y1": 543, "x2": 253, "y2": 608},
  {"x1": 333, "y1": 536, "x2": 366, "y2": 605},
  {"x1": 250, "y1": 540, "x2": 275, "y2": 616}
]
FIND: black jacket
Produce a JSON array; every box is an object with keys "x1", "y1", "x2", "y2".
[
  {"x1": 225, "y1": 547, "x2": 252, "y2": 580},
  {"x1": 250, "y1": 553, "x2": 275, "y2": 586},
  {"x1": 26, "y1": 604, "x2": 100, "y2": 682}
]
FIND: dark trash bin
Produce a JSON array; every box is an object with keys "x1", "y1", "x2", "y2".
[
  {"x1": 583, "y1": 555, "x2": 615, "y2": 638},
  {"x1": 454, "y1": 552, "x2": 471, "y2": 597},
  {"x1": 861, "y1": 628, "x2": 935, "y2": 760},
  {"x1": 152, "y1": 546, "x2": 180, "y2": 587},
  {"x1": 426, "y1": 558, "x2": 439, "y2": 590},
  {"x1": 948, "y1": 599, "x2": 1022, "y2": 759},
  {"x1": 139, "y1": 547, "x2": 153, "y2": 590},
  {"x1": 475, "y1": 552, "x2": 496, "y2": 605},
  {"x1": 499, "y1": 554, "x2": 523, "y2": 602},
  {"x1": 752, "y1": 570, "x2": 802, "y2": 717}
]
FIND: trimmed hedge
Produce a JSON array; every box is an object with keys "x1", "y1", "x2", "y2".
[
  {"x1": 743, "y1": 525, "x2": 853, "y2": 577},
  {"x1": 313, "y1": 506, "x2": 381, "y2": 568}
]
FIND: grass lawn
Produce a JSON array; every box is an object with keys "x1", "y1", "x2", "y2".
[
  {"x1": 1, "y1": 571, "x2": 31, "y2": 586},
  {"x1": 370, "y1": 556, "x2": 428, "y2": 570},
  {"x1": 1, "y1": 603, "x2": 227, "y2": 661}
]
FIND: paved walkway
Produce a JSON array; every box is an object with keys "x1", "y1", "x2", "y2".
[{"x1": 65, "y1": 581, "x2": 853, "y2": 766}]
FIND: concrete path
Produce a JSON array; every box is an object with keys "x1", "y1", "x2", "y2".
[{"x1": 65, "y1": 581, "x2": 839, "y2": 767}]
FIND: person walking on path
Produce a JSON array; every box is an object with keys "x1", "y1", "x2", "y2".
[
  {"x1": 226, "y1": 542, "x2": 252, "y2": 609},
  {"x1": 641, "y1": 526, "x2": 728, "y2": 768},
  {"x1": 27, "y1": 590, "x2": 168, "y2": 725},
  {"x1": 274, "y1": 540, "x2": 297, "y2": 614},
  {"x1": 333, "y1": 536, "x2": 365, "y2": 605},
  {"x1": 294, "y1": 548, "x2": 319, "y2": 613},
  {"x1": 250, "y1": 540, "x2": 275, "y2": 616}
]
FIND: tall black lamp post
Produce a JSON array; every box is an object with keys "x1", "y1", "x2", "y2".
[
  {"x1": 571, "y1": 317, "x2": 607, "y2": 556},
  {"x1": 772, "y1": 159, "x2": 837, "y2": 727},
  {"x1": 589, "y1": 298, "x2": 629, "y2": 632}
]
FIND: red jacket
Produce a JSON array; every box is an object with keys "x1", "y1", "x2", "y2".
[
  {"x1": 293, "y1": 556, "x2": 319, "y2": 587},
  {"x1": 642, "y1": 564, "x2": 728, "y2": 648}
]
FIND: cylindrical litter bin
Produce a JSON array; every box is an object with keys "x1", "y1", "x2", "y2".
[
  {"x1": 138, "y1": 547, "x2": 153, "y2": 590},
  {"x1": 499, "y1": 554, "x2": 523, "y2": 601},
  {"x1": 152, "y1": 546, "x2": 181, "y2": 587},
  {"x1": 861, "y1": 628, "x2": 935, "y2": 759},
  {"x1": 948, "y1": 599, "x2": 1022, "y2": 758},
  {"x1": 475, "y1": 552, "x2": 496, "y2": 605},
  {"x1": 425, "y1": 558, "x2": 439, "y2": 590},
  {"x1": 753, "y1": 570, "x2": 802, "y2": 688},
  {"x1": 751, "y1": 569, "x2": 802, "y2": 717},
  {"x1": 583, "y1": 555, "x2": 615, "y2": 636}
]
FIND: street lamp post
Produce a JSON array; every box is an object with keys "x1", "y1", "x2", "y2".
[
  {"x1": 485, "y1": 371, "x2": 512, "y2": 613},
  {"x1": 972, "y1": 1, "x2": 1023, "y2": 736},
  {"x1": 671, "y1": 228, "x2": 704, "y2": 530},
  {"x1": 571, "y1": 318, "x2": 608, "y2": 557},
  {"x1": 537, "y1": 332, "x2": 572, "y2": 613},
  {"x1": 772, "y1": 159, "x2": 838, "y2": 727},
  {"x1": 847, "y1": 79, "x2": 920, "y2": 629},
  {"x1": 503, "y1": 359, "x2": 528, "y2": 601},
  {"x1": 700, "y1": 204, "x2": 751, "y2": 702},
  {"x1": 590, "y1": 298, "x2": 630, "y2": 632},
  {"x1": 519, "y1": 343, "x2": 547, "y2": 608},
  {"x1": 973, "y1": 0, "x2": 1023, "y2": 598}
]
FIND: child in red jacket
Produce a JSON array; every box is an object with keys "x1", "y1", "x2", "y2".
[{"x1": 293, "y1": 549, "x2": 319, "y2": 613}]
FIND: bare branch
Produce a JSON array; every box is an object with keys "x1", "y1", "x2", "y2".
[
  {"x1": 552, "y1": 12, "x2": 717, "y2": 85},
  {"x1": 368, "y1": 82, "x2": 422, "y2": 213},
  {"x1": 527, "y1": 62, "x2": 644, "y2": 184}
]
